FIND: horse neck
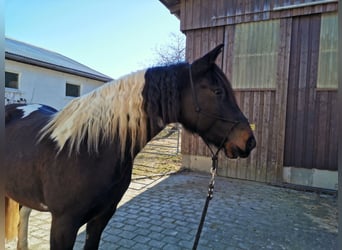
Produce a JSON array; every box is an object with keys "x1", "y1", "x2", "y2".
[
  {"x1": 143, "y1": 64, "x2": 185, "y2": 141},
  {"x1": 40, "y1": 67, "x2": 184, "y2": 159}
]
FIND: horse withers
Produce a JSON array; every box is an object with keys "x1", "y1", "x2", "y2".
[{"x1": 5, "y1": 44, "x2": 255, "y2": 250}]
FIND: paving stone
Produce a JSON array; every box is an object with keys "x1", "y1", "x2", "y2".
[
  {"x1": 115, "y1": 238, "x2": 136, "y2": 248},
  {"x1": 162, "y1": 243, "x2": 181, "y2": 250},
  {"x1": 149, "y1": 231, "x2": 164, "y2": 240},
  {"x1": 161, "y1": 236, "x2": 179, "y2": 245},
  {"x1": 103, "y1": 233, "x2": 121, "y2": 243},
  {"x1": 134, "y1": 228, "x2": 151, "y2": 237},
  {"x1": 149, "y1": 225, "x2": 164, "y2": 232},
  {"x1": 133, "y1": 235, "x2": 150, "y2": 244},
  {"x1": 118, "y1": 229, "x2": 136, "y2": 240},
  {"x1": 135, "y1": 221, "x2": 153, "y2": 229},
  {"x1": 162, "y1": 228, "x2": 179, "y2": 237},
  {"x1": 148, "y1": 239, "x2": 167, "y2": 249},
  {"x1": 178, "y1": 239, "x2": 194, "y2": 249}
]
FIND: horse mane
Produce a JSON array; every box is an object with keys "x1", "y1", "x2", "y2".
[
  {"x1": 142, "y1": 64, "x2": 183, "y2": 136},
  {"x1": 39, "y1": 70, "x2": 148, "y2": 157}
]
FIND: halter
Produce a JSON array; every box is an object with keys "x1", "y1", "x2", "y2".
[{"x1": 188, "y1": 64, "x2": 241, "y2": 155}]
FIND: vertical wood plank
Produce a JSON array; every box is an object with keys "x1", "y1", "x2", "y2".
[
  {"x1": 315, "y1": 92, "x2": 328, "y2": 168},
  {"x1": 294, "y1": 16, "x2": 310, "y2": 166},
  {"x1": 327, "y1": 91, "x2": 338, "y2": 169},
  {"x1": 250, "y1": 91, "x2": 261, "y2": 181},
  {"x1": 284, "y1": 16, "x2": 300, "y2": 166},
  {"x1": 303, "y1": 15, "x2": 320, "y2": 167},
  {"x1": 180, "y1": 0, "x2": 186, "y2": 32},
  {"x1": 255, "y1": 91, "x2": 265, "y2": 180},
  {"x1": 257, "y1": 91, "x2": 270, "y2": 182},
  {"x1": 246, "y1": 90, "x2": 254, "y2": 180},
  {"x1": 184, "y1": 0, "x2": 193, "y2": 33},
  {"x1": 266, "y1": 91, "x2": 276, "y2": 183},
  {"x1": 224, "y1": 25, "x2": 236, "y2": 81},
  {"x1": 192, "y1": 0, "x2": 201, "y2": 29}
]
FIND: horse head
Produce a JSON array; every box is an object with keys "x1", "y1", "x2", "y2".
[{"x1": 180, "y1": 44, "x2": 256, "y2": 158}]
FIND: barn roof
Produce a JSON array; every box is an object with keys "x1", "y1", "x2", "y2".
[
  {"x1": 159, "y1": 0, "x2": 180, "y2": 18},
  {"x1": 5, "y1": 37, "x2": 112, "y2": 82}
]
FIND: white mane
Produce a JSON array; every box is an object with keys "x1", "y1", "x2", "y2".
[{"x1": 39, "y1": 70, "x2": 148, "y2": 157}]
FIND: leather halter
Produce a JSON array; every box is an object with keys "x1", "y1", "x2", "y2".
[{"x1": 188, "y1": 64, "x2": 241, "y2": 154}]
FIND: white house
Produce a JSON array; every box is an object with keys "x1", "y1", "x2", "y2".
[{"x1": 5, "y1": 37, "x2": 112, "y2": 110}]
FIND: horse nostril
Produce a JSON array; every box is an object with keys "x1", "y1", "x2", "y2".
[{"x1": 247, "y1": 135, "x2": 256, "y2": 151}]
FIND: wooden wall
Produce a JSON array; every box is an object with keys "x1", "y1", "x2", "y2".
[
  {"x1": 284, "y1": 14, "x2": 338, "y2": 170},
  {"x1": 179, "y1": 0, "x2": 338, "y2": 183}
]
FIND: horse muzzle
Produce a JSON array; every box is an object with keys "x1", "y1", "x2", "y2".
[{"x1": 224, "y1": 134, "x2": 256, "y2": 159}]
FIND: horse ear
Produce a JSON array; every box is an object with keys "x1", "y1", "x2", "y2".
[{"x1": 191, "y1": 44, "x2": 224, "y2": 74}]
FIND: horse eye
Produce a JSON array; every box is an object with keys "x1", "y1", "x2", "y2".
[{"x1": 213, "y1": 89, "x2": 223, "y2": 95}]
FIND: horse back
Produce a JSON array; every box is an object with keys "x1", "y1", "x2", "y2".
[
  {"x1": 6, "y1": 104, "x2": 27, "y2": 125},
  {"x1": 5, "y1": 103, "x2": 57, "y2": 148},
  {"x1": 5, "y1": 103, "x2": 57, "y2": 125}
]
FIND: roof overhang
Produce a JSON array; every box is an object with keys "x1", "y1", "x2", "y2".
[
  {"x1": 6, "y1": 52, "x2": 112, "y2": 82},
  {"x1": 159, "y1": 0, "x2": 180, "y2": 18}
]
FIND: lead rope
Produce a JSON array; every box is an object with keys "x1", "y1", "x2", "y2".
[
  {"x1": 192, "y1": 138, "x2": 225, "y2": 250},
  {"x1": 188, "y1": 64, "x2": 236, "y2": 249},
  {"x1": 192, "y1": 154, "x2": 218, "y2": 250}
]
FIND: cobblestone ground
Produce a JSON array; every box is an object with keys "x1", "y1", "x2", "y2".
[{"x1": 6, "y1": 171, "x2": 337, "y2": 250}]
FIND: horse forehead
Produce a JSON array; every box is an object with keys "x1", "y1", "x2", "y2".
[{"x1": 17, "y1": 104, "x2": 56, "y2": 118}]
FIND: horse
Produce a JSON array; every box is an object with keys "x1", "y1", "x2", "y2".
[{"x1": 5, "y1": 44, "x2": 256, "y2": 250}]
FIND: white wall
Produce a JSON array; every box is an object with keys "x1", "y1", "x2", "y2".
[{"x1": 5, "y1": 60, "x2": 106, "y2": 110}]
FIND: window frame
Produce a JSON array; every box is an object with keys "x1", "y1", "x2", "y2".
[
  {"x1": 232, "y1": 19, "x2": 280, "y2": 90},
  {"x1": 316, "y1": 13, "x2": 338, "y2": 90},
  {"x1": 65, "y1": 82, "x2": 81, "y2": 97},
  {"x1": 5, "y1": 71, "x2": 20, "y2": 89}
]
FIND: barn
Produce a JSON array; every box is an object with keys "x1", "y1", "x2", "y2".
[{"x1": 160, "y1": 0, "x2": 338, "y2": 190}]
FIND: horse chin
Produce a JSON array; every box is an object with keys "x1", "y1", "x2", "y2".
[
  {"x1": 224, "y1": 146, "x2": 238, "y2": 159},
  {"x1": 223, "y1": 142, "x2": 249, "y2": 159}
]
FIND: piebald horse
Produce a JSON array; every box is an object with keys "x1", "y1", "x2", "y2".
[{"x1": 5, "y1": 45, "x2": 256, "y2": 250}]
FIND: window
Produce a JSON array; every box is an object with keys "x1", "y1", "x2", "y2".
[
  {"x1": 66, "y1": 83, "x2": 80, "y2": 97},
  {"x1": 232, "y1": 20, "x2": 280, "y2": 89},
  {"x1": 317, "y1": 13, "x2": 337, "y2": 89},
  {"x1": 5, "y1": 72, "x2": 19, "y2": 89}
]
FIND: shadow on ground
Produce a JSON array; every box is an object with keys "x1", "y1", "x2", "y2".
[{"x1": 73, "y1": 171, "x2": 337, "y2": 250}]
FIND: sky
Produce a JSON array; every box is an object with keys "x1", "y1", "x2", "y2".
[{"x1": 5, "y1": 1, "x2": 183, "y2": 79}]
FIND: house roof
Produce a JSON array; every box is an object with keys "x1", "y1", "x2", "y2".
[
  {"x1": 159, "y1": 0, "x2": 180, "y2": 18},
  {"x1": 5, "y1": 37, "x2": 112, "y2": 82}
]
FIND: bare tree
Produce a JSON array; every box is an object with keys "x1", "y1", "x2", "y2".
[
  {"x1": 146, "y1": 32, "x2": 186, "y2": 137},
  {"x1": 152, "y1": 32, "x2": 186, "y2": 66}
]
